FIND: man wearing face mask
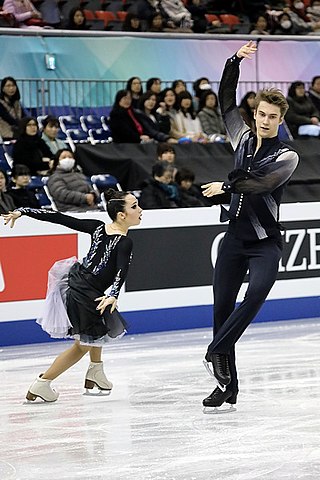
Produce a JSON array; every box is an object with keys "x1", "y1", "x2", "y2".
[{"x1": 47, "y1": 149, "x2": 98, "y2": 212}]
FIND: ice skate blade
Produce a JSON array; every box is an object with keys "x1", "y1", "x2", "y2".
[
  {"x1": 83, "y1": 388, "x2": 111, "y2": 396},
  {"x1": 203, "y1": 405, "x2": 236, "y2": 415},
  {"x1": 203, "y1": 360, "x2": 215, "y2": 379}
]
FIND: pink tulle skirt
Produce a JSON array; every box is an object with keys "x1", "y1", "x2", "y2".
[{"x1": 37, "y1": 257, "x2": 78, "y2": 338}]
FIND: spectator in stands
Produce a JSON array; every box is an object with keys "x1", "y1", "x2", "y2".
[
  {"x1": 66, "y1": 7, "x2": 88, "y2": 30},
  {"x1": 146, "y1": 78, "x2": 162, "y2": 96},
  {"x1": 271, "y1": 12, "x2": 307, "y2": 34},
  {"x1": 139, "y1": 161, "x2": 180, "y2": 209},
  {"x1": 160, "y1": 0, "x2": 193, "y2": 30},
  {"x1": 41, "y1": 115, "x2": 67, "y2": 155},
  {"x1": 156, "y1": 88, "x2": 177, "y2": 138},
  {"x1": 12, "y1": 117, "x2": 52, "y2": 175},
  {"x1": 186, "y1": 0, "x2": 208, "y2": 33},
  {"x1": 37, "y1": 0, "x2": 61, "y2": 28},
  {"x1": 0, "y1": 168, "x2": 16, "y2": 214},
  {"x1": 193, "y1": 77, "x2": 211, "y2": 111},
  {"x1": 47, "y1": 149, "x2": 98, "y2": 212},
  {"x1": 250, "y1": 14, "x2": 270, "y2": 34},
  {"x1": 172, "y1": 79, "x2": 187, "y2": 96},
  {"x1": 122, "y1": 13, "x2": 141, "y2": 32},
  {"x1": 131, "y1": 0, "x2": 160, "y2": 21},
  {"x1": 148, "y1": 12, "x2": 166, "y2": 31},
  {"x1": 170, "y1": 90, "x2": 207, "y2": 142},
  {"x1": 109, "y1": 90, "x2": 150, "y2": 143},
  {"x1": 175, "y1": 167, "x2": 207, "y2": 207},
  {"x1": 126, "y1": 77, "x2": 143, "y2": 109},
  {"x1": 7, "y1": 164, "x2": 40, "y2": 208},
  {"x1": 285, "y1": 81, "x2": 320, "y2": 138},
  {"x1": 135, "y1": 91, "x2": 176, "y2": 143},
  {"x1": 308, "y1": 75, "x2": 320, "y2": 113},
  {"x1": 157, "y1": 142, "x2": 177, "y2": 177},
  {"x1": 198, "y1": 89, "x2": 226, "y2": 141},
  {"x1": 282, "y1": 1, "x2": 320, "y2": 33},
  {"x1": 0, "y1": 76, "x2": 25, "y2": 140},
  {"x1": 3, "y1": 0, "x2": 43, "y2": 28},
  {"x1": 238, "y1": 91, "x2": 256, "y2": 133},
  {"x1": 307, "y1": 0, "x2": 320, "y2": 25}
]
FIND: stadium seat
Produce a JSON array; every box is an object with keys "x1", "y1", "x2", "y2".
[
  {"x1": 205, "y1": 14, "x2": 220, "y2": 23},
  {"x1": 95, "y1": 10, "x2": 117, "y2": 28},
  {"x1": 88, "y1": 128, "x2": 112, "y2": 144},
  {"x1": 219, "y1": 14, "x2": 241, "y2": 31},
  {"x1": 28, "y1": 176, "x2": 56, "y2": 209},
  {"x1": 80, "y1": 114, "x2": 103, "y2": 132},
  {"x1": 83, "y1": 9, "x2": 95, "y2": 20},
  {"x1": 116, "y1": 11, "x2": 127, "y2": 22}
]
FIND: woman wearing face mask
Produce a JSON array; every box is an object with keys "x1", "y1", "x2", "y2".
[
  {"x1": 47, "y1": 149, "x2": 98, "y2": 212},
  {"x1": 277, "y1": 1, "x2": 320, "y2": 33},
  {"x1": 272, "y1": 12, "x2": 307, "y2": 34}
]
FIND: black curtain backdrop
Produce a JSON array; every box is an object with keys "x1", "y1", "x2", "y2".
[{"x1": 75, "y1": 139, "x2": 320, "y2": 202}]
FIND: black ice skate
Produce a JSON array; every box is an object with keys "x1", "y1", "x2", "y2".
[
  {"x1": 203, "y1": 352, "x2": 231, "y2": 386},
  {"x1": 202, "y1": 385, "x2": 237, "y2": 414}
]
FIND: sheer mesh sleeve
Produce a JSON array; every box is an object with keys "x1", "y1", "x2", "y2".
[
  {"x1": 224, "y1": 150, "x2": 299, "y2": 195},
  {"x1": 17, "y1": 208, "x2": 103, "y2": 235},
  {"x1": 108, "y1": 236, "x2": 133, "y2": 298},
  {"x1": 218, "y1": 54, "x2": 250, "y2": 151}
]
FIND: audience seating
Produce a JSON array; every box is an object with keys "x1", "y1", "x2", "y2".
[{"x1": 28, "y1": 176, "x2": 56, "y2": 209}]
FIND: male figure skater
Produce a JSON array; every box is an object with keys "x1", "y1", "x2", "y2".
[{"x1": 201, "y1": 41, "x2": 299, "y2": 411}]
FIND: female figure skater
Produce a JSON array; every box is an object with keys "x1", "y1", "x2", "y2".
[{"x1": 2, "y1": 189, "x2": 142, "y2": 402}]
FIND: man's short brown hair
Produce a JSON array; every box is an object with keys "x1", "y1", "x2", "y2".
[{"x1": 255, "y1": 88, "x2": 289, "y2": 118}]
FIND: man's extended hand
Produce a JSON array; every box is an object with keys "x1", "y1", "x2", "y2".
[
  {"x1": 201, "y1": 182, "x2": 224, "y2": 197},
  {"x1": 236, "y1": 41, "x2": 257, "y2": 60}
]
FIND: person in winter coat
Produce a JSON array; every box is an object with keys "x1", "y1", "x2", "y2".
[
  {"x1": 139, "y1": 161, "x2": 180, "y2": 209},
  {"x1": 47, "y1": 149, "x2": 99, "y2": 212},
  {"x1": 12, "y1": 117, "x2": 52, "y2": 175},
  {"x1": 285, "y1": 81, "x2": 320, "y2": 138}
]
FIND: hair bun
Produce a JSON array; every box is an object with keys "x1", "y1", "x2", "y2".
[{"x1": 104, "y1": 188, "x2": 118, "y2": 202}]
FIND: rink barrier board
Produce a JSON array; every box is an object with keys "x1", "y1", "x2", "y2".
[
  {"x1": 0, "y1": 205, "x2": 319, "y2": 347},
  {"x1": 0, "y1": 296, "x2": 319, "y2": 347}
]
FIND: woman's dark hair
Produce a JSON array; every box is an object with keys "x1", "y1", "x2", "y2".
[
  {"x1": 42, "y1": 115, "x2": 59, "y2": 129},
  {"x1": 0, "y1": 76, "x2": 21, "y2": 103},
  {"x1": 157, "y1": 142, "x2": 175, "y2": 158},
  {"x1": 67, "y1": 7, "x2": 86, "y2": 29},
  {"x1": 152, "y1": 161, "x2": 173, "y2": 178},
  {"x1": 51, "y1": 148, "x2": 74, "y2": 171},
  {"x1": 172, "y1": 79, "x2": 186, "y2": 92},
  {"x1": 146, "y1": 77, "x2": 161, "y2": 91},
  {"x1": 138, "y1": 91, "x2": 157, "y2": 110},
  {"x1": 104, "y1": 188, "x2": 130, "y2": 221},
  {"x1": 0, "y1": 168, "x2": 9, "y2": 186},
  {"x1": 176, "y1": 91, "x2": 196, "y2": 118},
  {"x1": 126, "y1": 77, "x2": 143, "y2": 95},
  {"x1": 239, "y1": 91, "x2": 256, "y2": 116},
  {"x1": 175, "y1": 167, "x2": 195, "y2": 184},
  {"x1": 11, "y1": 164, "x2": 31, "y2": 178},
  {"x1": 113, "y1": 89, "x2": 131, "y2": 108},
  {"x1": 198, "y1": 89, "x2": 218, "y2": 111},
  {"x1": 158, "y1": 88, "x2": 176, "y2": 109},
  {"x1": 288, "y1": 81, "x2": 305, "y2": 99},
  {"x1": 17, "y1": 117, "x2": 38, "y2": 137},
  {"x1": 193, "y1": 77, "x2": 210, "y2": 97},
  {"x1": 122, "y1": 13, "x2": 140, "y2": 31}
]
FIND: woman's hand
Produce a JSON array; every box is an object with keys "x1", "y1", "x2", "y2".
[
  {"x1": 95, "y1": 296, "x2": 117, "y2": 314},
  {"x1": 201, "y1": 182, "x2": 224, "y2": 197},
  {"x1": 1, "y1": 210, "x2": 22, "y2": 228}
]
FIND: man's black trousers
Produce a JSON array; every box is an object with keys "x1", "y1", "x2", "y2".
[{"x1": 207, "y1": 232, "x2": 282, "y2": 392}]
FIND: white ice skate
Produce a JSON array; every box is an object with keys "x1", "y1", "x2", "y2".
[
  {"x1": 202, "y1": 384, "x2": 237, "y2": 415},
  {"x1": 26, "y1": 374, "x2": 59, "y2": 402},
  {"x1": 83, "y1": 362, "x2": 113, "y2": 396}
]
